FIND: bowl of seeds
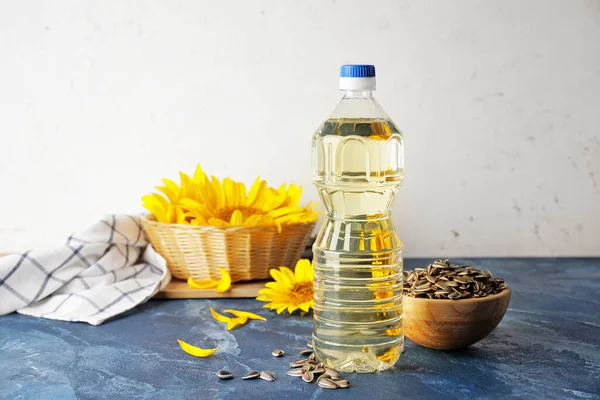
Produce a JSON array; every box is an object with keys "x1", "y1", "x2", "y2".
[{"x1": 402, "y1": 259, "x2": 511, "y2": 350}]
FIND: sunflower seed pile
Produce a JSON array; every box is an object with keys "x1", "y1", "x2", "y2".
[
  {"x1": 286, "y1": 347, "x2": 350, "y2": 390},
  {"x1": 403, "y1": 259, "x2": 507, "y2": 300},
  {"x1": 215, "y1": 344, "x2": 350, "y2": 390}
]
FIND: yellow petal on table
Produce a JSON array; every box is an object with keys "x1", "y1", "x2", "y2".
[
  {"x1": 216, "y1": 268, "x2": 232, "y2": 293},
  {"x1": 188, "y1": 277, "x2": 219, "y2": 289},
  {"x1": 177, "y1": 340, "x2": 218, "y2": 358},
  {"x1": 210, "y1": 307, "x2": 232, "y2": 324},
  {"x1": 223, "y1": 309, "x2": 267, "y2": 321},
  {"x1": 226, "y1": 316, "x2": 248, "y2": 330}
]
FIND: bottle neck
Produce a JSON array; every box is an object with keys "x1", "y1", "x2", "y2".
[{"x1": 342, "y1": 90, "x2": 374, "y2": 99}]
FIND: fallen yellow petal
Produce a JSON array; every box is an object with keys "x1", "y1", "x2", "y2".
[
  {"x1": 216, "y1": 268, "x2": 232, "y2": 293},
  {"x1": 223, "y1": 309, "x2": 267, "y2": 321},
  {"x1": 226, "y1": 316, "x2": 248, "y2": 330},
  {"x1": 187, "y1": 277, "x2": 219, "y2": 289},
  {"x1": 210, "y1": 307, "x2": 231, "y2": 324},
  {"x1": 177, "y1": 340, "x2": 218, "y2": 358}
]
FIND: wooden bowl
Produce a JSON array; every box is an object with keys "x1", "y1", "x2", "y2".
[{"x1": 403, "y1": 288, "x2": 511, "y2": 350}]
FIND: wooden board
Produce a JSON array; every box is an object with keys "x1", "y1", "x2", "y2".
[{"x1": 155, "y1": 279, "x2": 266, "y2": 299}]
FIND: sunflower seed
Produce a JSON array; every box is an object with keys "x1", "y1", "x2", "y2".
[
  {"x1": 216, "y1": 370, "x2": 233, "y2": 380},
  {"x1": 448, "y1": 291, "x2": 461, "y2": 300},
  {"x1": 312, "y1": 367, "x2": 326, "y2": 375},
  {"x1": 302, "y1": 370, "x2": 314, "y2": 383},
  {"x1": 302, "y1": 364, "x2": 315, "y2": 372},
  {"x1": 307, "y1": 342, "x2": 313, "y2": 348},
  {"x1": 335, "y1": 379, "x2": 351, "y2": 388},
  {"x1": 299, "y1": 349, "x2": 313, "y2": 356},
  {"x1": 287, "y1": 369, "x2": 304, "y2": 377},
  {"x1": 242, "y1": 371, "x2": 260, "y2": 380},
  {"x1": 308, "y1": 352, "x2": 316, "y2": 361},
  {"x1": 259, "y1": 371, "x2": 276, "y2": 381},
  {"x1": 290, "y1": 359, "x2": 308, "y2": 368},
  {"x1": 317, "y1": 373, "x2": 331, "y2": 383},
  {"x1": 324, "y1": 369, "x2": 342, "y2": 380},
  {"x1": 272, "y1": 349, "x2": 285, "y2": 357},
  {"x1": 318, "y1": 377, "x2": 339, "y2": 389}
]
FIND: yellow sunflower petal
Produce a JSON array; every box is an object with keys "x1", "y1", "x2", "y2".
[
  {"x1": 216, "y1": 268, "x2": 232, "y2": 293},
  {"x1": 229, "y1": 209, "x2": 243, "y2": 226},
  {"x1": 287, "y1": 305, "x2": 298, "y2": 313},
  {"x1": 211, "y1": 176, "x2": 225, "y2": 210},
  {"x1": 208, "y1": 217, "x2": 230, "y2": 227},
  {"x1": 210, "y1": 307, "x2": 232, "y2": 324},
  {"x1": 294, "y1": 259, "x2": 312, "y2": 282},
  {"x1": 223, "y1": 309, "x2": 267, "y2": 321},
  {"x1": 281, "y1": 267, "x2": 296, "y2": 285},
  {"x1": 276, "y1": 306, "x2": 287, "y2": 314},
  {"x1": 177, "y1": 340, "x2": 218, "y2": 358},
  {"x1": 299, "y1": 301, "x2": 312, "y2": 313},
  {"x1": 226, "y1": 316, "x2": 248, "y2": 330},
  {"x1": 192, "y1": 164, "x2": 208, "y2": 184},
  {"x1": 188, "y1": 277, "x2": 219, "y2": 289},
  {"x1": 269, "y1": 268, "x2": 286, "y2": 284}
]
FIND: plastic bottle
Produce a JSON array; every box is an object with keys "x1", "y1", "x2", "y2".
[{"x1": 311, "y1": 64, "x2": 404, "y2": 373}]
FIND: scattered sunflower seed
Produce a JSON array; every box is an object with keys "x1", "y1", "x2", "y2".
[
  {"x1": 290, "y1": 359, "x2": 308, "y2": 368},
  {"x1": 318, "y1": 377, "x2": 339, "y2": 389},
  {"x1": 302, "y1": 364, "x2": 315, "y2": 372},
  {"x1": 324, "y1": 369, "x2": 342, "y2": 380},
  {"x1": 302, "y1": 370, "x2": 314, "y2": 383},
  {"x1": 308, "y1": 353, "x2": 316, "y2": 361},
  {"x1": 299, "y1": 349, "x2": 313, "y2": 356},
  {"x1": 272, "y1": 349, "x2": 285, "y2": 357},
  {"x1": 259, "y1": 371, "x2": 276, "y2": 381},
  {"x1": 287, "y1": 369, "x2": 304, "y2": 377},
  {"x1": 216, "y1": 370, "x2": 233, "y2": 380},
  {"x1": 312, "y1": 367, "x2": 326, "y2": 375},
  {"x1": 336, "y1": 379, "x2": 351, "y2": 388},
  {"x1": 242, "y1": 371, "x2": 260, "y2": 380}
]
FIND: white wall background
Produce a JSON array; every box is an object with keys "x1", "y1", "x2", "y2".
[{"x1": 0, "y1": 0, "x2": 598, "y2": 256}]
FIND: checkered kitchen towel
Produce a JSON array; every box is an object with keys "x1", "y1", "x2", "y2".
[{"x1": 0, "y1": 215, "x2": 171, "y2": 325}]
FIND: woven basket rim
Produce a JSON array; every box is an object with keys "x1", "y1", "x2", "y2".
[{"x1": 141, "y1": 214, "x2": 316, "y2": 233}]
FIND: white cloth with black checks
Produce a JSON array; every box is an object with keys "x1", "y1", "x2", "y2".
[{"x1": 0, "y1": 215, "x2": 171, "y2": 325}]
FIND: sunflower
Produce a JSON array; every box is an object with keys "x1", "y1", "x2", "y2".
[
  {"x1": 256, "y1": 259, "x2": 314, "y2": 314},
  {"x1": 142, "y1": 165, "x2": 319, "y2": 231}
]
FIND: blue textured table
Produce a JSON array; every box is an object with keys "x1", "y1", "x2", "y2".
[{"x1": 1, "y1": 258, "x2": 599, "y2": 400}]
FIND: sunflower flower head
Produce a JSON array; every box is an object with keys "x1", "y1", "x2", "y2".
[
  {"x1": 142, "y1": 165, "x2": 319, "y2": 231},
  {"x1": 256, "y1": 259, "x2": 314, "y2": 315}
]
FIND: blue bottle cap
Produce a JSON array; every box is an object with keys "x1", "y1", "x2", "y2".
[{"x1": 340, "y1": 64, "x2": 376, "y2": 78}]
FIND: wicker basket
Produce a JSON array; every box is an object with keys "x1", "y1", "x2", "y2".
[{"x1": 142, "y1": 216, "x2": 315, "y2": 282}]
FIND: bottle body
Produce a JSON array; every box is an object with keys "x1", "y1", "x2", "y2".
[{"x1": 311, "y1": 110, "x2": 405, "y2": 372}]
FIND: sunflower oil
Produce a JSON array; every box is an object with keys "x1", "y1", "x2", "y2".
[{"x1": 311, "y1": 65, "x2": 404, "y2": 373}]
